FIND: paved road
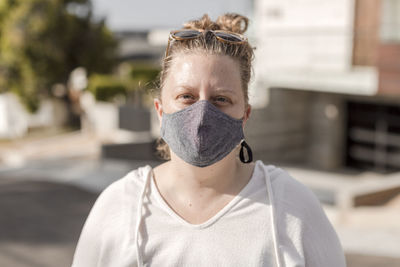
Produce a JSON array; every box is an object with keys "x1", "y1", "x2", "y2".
[
  {"x1": 0, "y1": 177, "x2": 399, "y2": 267},
  {"x1": 0, "y1": 178, "x2": 97, "y2": 267}
]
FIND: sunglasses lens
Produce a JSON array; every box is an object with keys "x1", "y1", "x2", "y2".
[
  {"x1": 173, "y1": 30, "x2": 201, "y2": 39},
  {"x1": 215, "y1": 32, "x2": 243, "y2": 42}
]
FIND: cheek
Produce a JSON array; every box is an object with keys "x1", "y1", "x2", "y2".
[
  {"x1": 160, "y1": 90, "x2": 179, "y2": 114},
  {"x1": 220, "y1": 105, "x2": 245, "y2": 121},
  {"x1": 229, "y1": 97, "x2": 248, "y2": 119}
]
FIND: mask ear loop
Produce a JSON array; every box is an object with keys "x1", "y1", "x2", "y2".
[{"x1": 239, "y1": 140, "x2": 253, "y2": 163}]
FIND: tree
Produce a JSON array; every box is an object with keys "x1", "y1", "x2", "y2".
[{"x1": 0, "y1": 0, "x2": 117, "y2": 112}]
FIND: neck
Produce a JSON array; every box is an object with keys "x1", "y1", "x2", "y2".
[{"x1": 167, "y1": 149, "x2": 241, "y2": 195}]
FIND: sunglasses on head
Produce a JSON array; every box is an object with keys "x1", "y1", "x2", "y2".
[{"x1": 165, "y1": 29, "x2": 248, "y2": 57}]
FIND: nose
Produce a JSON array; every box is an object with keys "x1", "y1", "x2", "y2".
[{"x1": 198, "y1": 90, "x2": 212, "y2": 103}]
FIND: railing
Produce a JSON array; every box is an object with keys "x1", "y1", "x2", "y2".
[{"x1": 346, "y1": 101, "x2": 400, "y2": 172}]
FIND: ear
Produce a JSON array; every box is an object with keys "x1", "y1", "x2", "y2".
[
  {"x1": 242, "y1": 104, "x2": 252, "y2": 127},
  {"x1": 154, "y1": 98, "x2": 163, "y2": 126}
]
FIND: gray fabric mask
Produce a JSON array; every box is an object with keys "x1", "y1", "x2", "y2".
[{"x1": 161, "y1": 100, "x2": 244, "y2": 167}]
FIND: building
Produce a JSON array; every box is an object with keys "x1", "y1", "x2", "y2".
[{"x1": 249, "y1": 0, "x2": 400, "y2": 172}]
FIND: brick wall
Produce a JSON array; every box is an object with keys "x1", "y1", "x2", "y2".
[
  {"x1": 352, "y1": 0, "x2": 381, "y2": 66},
  {"x1": 377, "y1": 43, "x2": 400, "y2": 95}
]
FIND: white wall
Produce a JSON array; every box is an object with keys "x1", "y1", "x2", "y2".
[
  {"x1": 0, "y1": 94, "x2": 70, "y2": 139},
  {"x1": 255, "y1": 0, "x2": 354, "y2": 72},
  {"x1": 0, "y1": 94, "x2": 28, "y2": 139},
  {"x1": 380, "y1": 0, "x2": 400, "y2": 42},
  {"x1": 252, "y1": 0, "x2": 378, "y2": 101}
]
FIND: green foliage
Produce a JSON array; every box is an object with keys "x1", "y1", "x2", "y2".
[
  {"x1": 87, "y1": 64, "x2": 160, "y2": 103},
  {"x1": 87, "y1": 74, "x2": 128, "y2": 102},
  {"x1": 0, "y1": 0, "x2": 118, "y2": 112},
  {"x1": 130, "y1": 64, "x2": 160, "y2": 90}
]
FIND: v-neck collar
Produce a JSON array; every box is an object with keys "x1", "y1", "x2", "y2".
[{"x1": 148, "y1": 161, "x2": 260, "y2": 229}]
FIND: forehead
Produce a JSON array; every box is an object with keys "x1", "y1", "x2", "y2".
[{"x1": 164, "y1": 52, "x2": 242, "y2": 92}]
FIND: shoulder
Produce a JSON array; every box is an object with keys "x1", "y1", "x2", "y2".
[
  {"x1": 257, "y1": 161, "x2": 322, "y2": 217},
  {"x1": 257, "y1": 161, "x2": 346, "y2": 266},
  {"x1": 72, "y1": 165, "x2": 152, "y2": 266},
  {"x1": 257, "y1": 161, "x2": 333, "y2": 235},
  {"x1": 77, "y1": 164, "x2": 152, "y2": 233},
  {"x1": 93, "y1": 165, "x2": 152, "y2": 212},
  {"x1": 105, "y1": 164, "x2": 152, "y2": 195}
]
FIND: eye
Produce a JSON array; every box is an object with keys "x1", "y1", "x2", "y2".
[
  {"x1": 213, "y1": 96, "x2": 231, "y2": 105},
  {"x1": 177, "y1": 93, "x2": 196, "y2": 104}
]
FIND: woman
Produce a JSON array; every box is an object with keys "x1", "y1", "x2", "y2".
[{"x1": 72, "y1": 13, "x2": 346, "y2": 267}]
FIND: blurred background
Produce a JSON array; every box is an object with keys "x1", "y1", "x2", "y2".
[{"x1": 0, "y1": 0, "x2": 399, "y2": 266}]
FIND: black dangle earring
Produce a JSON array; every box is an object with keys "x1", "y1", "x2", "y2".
[{"x1": 239, "y1": 140, "x2": 253, "y2": 163}]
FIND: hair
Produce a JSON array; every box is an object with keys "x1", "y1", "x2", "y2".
[{"x1": 155, "y1": 13, "x2": 255, "y2": 160}]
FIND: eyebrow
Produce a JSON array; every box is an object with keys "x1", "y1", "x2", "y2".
[
  {"x1": 174, "y1": 85, "x2": 196, "y2": 93},
  {"x1": 213, "y1": 88, "x2": 236, "y2": 95},
  {"x1": 174, "y1": 85, "x2": 236, "y2": 95}
]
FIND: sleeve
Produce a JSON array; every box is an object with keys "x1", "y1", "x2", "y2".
[
  {"x1": 270, "y1": 167, "x2": 346, "y2": 267},
  {"x1": 300, "y1": 192, "x2": 346, "y2": 267},
  {"x1": 71, "y1": 179, "x2": 125, "y2": 267}
]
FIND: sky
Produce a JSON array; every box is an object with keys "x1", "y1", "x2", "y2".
[{"x1": 91, "y1": 0, "x2": 253, "y2": 31}]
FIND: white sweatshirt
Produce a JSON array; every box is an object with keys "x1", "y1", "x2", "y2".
[{"x1": 72, "y1": 160, "x2": 346, "y2": 267}]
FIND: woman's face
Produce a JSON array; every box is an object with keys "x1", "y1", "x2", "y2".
[{"x1": 155, "y1": 53, "x2": 251, "y2": 123}]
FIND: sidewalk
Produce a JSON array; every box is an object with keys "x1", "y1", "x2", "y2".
[
  {"x1": 0, "y1": 156, "x2": 160, "y2": 193},
  {"x1": 0, "y1": 130, "x2": 99, "y2": 164}
]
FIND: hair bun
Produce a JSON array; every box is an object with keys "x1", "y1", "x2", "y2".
[
  {"x1": 183, "y1": 14, "x2": 220, "y2": 31},
  {"x1": 216, "y1": 13, "x2": 248, "y2": 34},
  {"x1": 183, "y1": 13, "x2": 249, "y2": 34}
]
